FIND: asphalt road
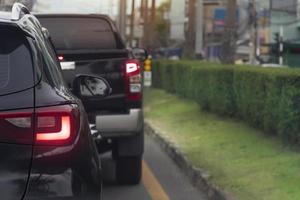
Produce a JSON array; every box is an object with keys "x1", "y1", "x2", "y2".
[{"x1": 102, "y1": 136, "x2": 208, "y2": 200}]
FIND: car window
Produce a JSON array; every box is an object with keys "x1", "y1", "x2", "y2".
[
  {"x1": 0, "y1": 26, "x2": 34, "y2": 96},
  {"x1": 38, "y1": 17, "x2": 117, "y2": 50},
  {"x1": 45, "y1": 39, "x2": 66, "y2": 87},
  {"x1": 39, "y1": 37, "x2": 65, "y2": 89}
]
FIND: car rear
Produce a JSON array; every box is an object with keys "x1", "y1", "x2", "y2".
[
  {"x1": 37, "y1": 14, "x2": 144, "y2": 185},
  {"x1": 37, "y1": 15, "x2": 143, "y2": 113},
  {"x1": 0, "y1": 10, "x2": 101, "y2": 199}
]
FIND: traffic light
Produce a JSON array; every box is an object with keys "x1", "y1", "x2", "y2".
[
  {"x1": 273, "y1": 33, "x2": 282, "y2": 62},
  {"x1": 273, "y1": 33, "x2": 280, "y2": 46}
]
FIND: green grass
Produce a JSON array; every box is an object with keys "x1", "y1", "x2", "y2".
[{"x1": 144, "y1": 88, "x2": 300, "y2": 200}]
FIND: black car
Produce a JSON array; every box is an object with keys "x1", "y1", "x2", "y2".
[
  {"x1": 36, "y1": 14, "x2": 147, "y2": 185},
  {"x1": 0, "y1": 3, "x2": 105, "y2": 200}
]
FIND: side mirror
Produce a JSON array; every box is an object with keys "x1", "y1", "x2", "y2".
[
  {"x1": 73, "y1": 75, "x2": 112, "y2": 98},
  {"x1": 132, "y1": 48, "x2": 148, "y2": 61}
]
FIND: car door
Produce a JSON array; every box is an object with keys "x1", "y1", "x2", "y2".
[{"x1": 0, "y1": 27, "x2": 35, "y2": 199}]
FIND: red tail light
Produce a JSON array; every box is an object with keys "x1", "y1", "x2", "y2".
[
  {"x1": 36, "y1": 116, "x2": 71, "y2": 141},
  {"x1": 124, "y1": 60, "x2": 142, "y2": 101},
  {"x1": 35, "y1": 105, "x2": 80, "y2": 145},
  {"x1": 0, "y1": 105, "x2": 79, "y2": 146},
  {"x1": 58, "y1": 55, "x2": 64, "y2": 61}
]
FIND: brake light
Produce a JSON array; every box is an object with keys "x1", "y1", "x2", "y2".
[
  {"x1": 36, "y1": 116, "x2": 71, "y2": 141},
  {"x1": 124, "y1": 60, "x2": 142, "y2": 101},
  {"x1": 58, "y1": 55, "x2": 64, "y2": 61},
  {"x1": 0, "y1": 105, "x2": 80, "y2": 145},
  {"x1": 35, "y1": 105, "x2": 79, "y2": 145},
  {"x1": 126, "y1": 62, "x2": 139, "y2": 73}
]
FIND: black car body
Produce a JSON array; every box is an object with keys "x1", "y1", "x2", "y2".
[
  {"x1": 36, "y1": 14, "x2": 145, "y2": 184},
  {"x1": 0, "y1": 4, "x2": 102, "y2": 200}
]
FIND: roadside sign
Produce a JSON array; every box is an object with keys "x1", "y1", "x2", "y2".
[
  {"x1": 144, "y1": 71, "x2": 152, "y2": 87},
  {"x1": 144, "y1": 58, "x2": 152, "y2": 87}
]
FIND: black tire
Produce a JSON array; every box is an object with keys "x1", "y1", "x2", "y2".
[
  {"x1": 116, "y1": 156, "x2": 142, "y2": 185},
  {"x1": 71, "y1": 172, "x2": 102, "y2": 199}
]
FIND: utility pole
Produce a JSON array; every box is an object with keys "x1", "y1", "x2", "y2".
[
  {"x1": 195, "y1": 0, "x2": 204, "y2": 58},
  {"x1": 143, "y1": 0, "x2": 149, "y2": 48},
  {"x1": 249, "y1": 0, "x2": 257, "y2": 65},
  {"x1": 140, "y1": 0, "x2": 144, "y2": 17},
  {"x1": 118, "y1": 0, "x2": 127, "y2": 40},
  {"x1": 279, "y1": 25, "x2": 284, "y2": 65},
  {"x1": 130, "y1": 0, "x2": 135, "y2": 47},
  {"x1": 186, "y1": 0, "x2": 196, "y2": 57},
  {"x1": 149, "y1": 0, "x2": 156, "y2": 49},
  {"x1": 221, "y1": 0, "x2": 237, "y2": 64},
  {"x1": 150, "y1": 0, "x2": 156, "y2": 23}
]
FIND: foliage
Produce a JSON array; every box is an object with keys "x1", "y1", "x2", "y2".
[
  {"x1": 145, "y1": 89, "x2": 300, "y2": 200},
  {"x1": 152, "y1": 60, "x2": 300, "y2": 143}
]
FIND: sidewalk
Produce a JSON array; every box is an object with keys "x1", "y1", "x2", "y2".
[{"x1": 144, "y1": 88, "x2": 300, "y2": 200}]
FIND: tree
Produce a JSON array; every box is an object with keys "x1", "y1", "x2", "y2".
[
  {"x1": 154, "y1": 0, "x2": 171, "y2": 47},
  {"x1": 220, "y1": 0, "x2": 237, "y2": 64}
]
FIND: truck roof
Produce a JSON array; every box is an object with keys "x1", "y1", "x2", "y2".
[
  {"x1": 35, "y1": 13, "x2": 117, "y2": 31},
  {"x1": 35, "y1": 13, "x2": 125, "y2": 50},
  {"x1": 34, "y1": 13, "x2": 110, "y2": 19}
]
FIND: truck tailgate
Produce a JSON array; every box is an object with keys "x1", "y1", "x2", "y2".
[{"x1": 58, "y1": 49, "x2": 128, "y2": 112}]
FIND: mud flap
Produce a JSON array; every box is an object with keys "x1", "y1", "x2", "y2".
[{"x1": 116, "y1": 130, "x2": 144, "y2": 157}]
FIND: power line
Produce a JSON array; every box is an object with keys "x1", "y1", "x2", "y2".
[{"x1": 270, "y1": 4, "x2": 300, "y2": 26}]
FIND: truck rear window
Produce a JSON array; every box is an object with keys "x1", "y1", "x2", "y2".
[
  {"x1": 38, "y1": 17, "x2": 118, "y2": 50},
  {"x1": 0, "y1": 27, "x2": 34, "y2": 96}
]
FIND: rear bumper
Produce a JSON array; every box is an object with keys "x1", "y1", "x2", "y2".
[{"x1": 96, "y1": 109, "x2": 143, "y2": 138}]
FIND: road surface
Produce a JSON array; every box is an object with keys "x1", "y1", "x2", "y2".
[{"x1": 102, "y1": 136, "x2": 207, "y2": 200}]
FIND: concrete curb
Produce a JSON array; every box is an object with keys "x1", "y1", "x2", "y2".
[{"x1": 145, "y1": 121, "x2": 234, "y2": 200}]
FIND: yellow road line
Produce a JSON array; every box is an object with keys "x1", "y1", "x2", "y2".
[{"x1": 142, "y1": 160, "x2": 170, "y2": 200}]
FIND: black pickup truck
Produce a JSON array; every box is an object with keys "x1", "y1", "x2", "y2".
[{"x1": 36, "y1": 14, "x2": 146, "y2": 185}]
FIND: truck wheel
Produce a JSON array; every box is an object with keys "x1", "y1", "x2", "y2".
[
  {"x1": 116, "y1": 156, "x2": 142, "y2": 185},
  {"x1": 71, "y1": 172, "x2": 102, "y2": 199}
]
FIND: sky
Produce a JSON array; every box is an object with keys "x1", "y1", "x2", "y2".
[
  {"x1": 34, "y1": 0, "x2": 105, "y2": 14},
  {"x1": 33, "y1": 0, "x2": 167, "y2": 19}
]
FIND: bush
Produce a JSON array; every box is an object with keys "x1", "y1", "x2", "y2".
[{"x1": 152, "y1": 60, "x2": 300, "y2": 143}]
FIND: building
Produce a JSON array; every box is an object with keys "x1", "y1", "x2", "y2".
[
  {"x1": 203, "y1": 0, "x2": 226, "y2": 60},
  {"x1": 203, "y1": 0, "x2": 252, "y2": 61},
  {"x1": 270, "y1": 0, "x2": 299, "y2": 43},
  {"x1": 32, "y1": 0, "x2": 108, "y2": 14},
  {"x1": 169, "y1": 0, "x2": 186, "y2": 41},
  {"x1": 269, "y1": 0, "x2": 300, "y2": 66}
]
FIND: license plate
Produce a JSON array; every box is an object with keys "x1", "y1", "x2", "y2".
[{"x1": 60, "y1": 62, "x2": 75, "y2": 70}]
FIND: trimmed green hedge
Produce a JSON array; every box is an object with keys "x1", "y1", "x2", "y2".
[{"x1": 152, "y1": 60, "x2": 300, "y2": 143}]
